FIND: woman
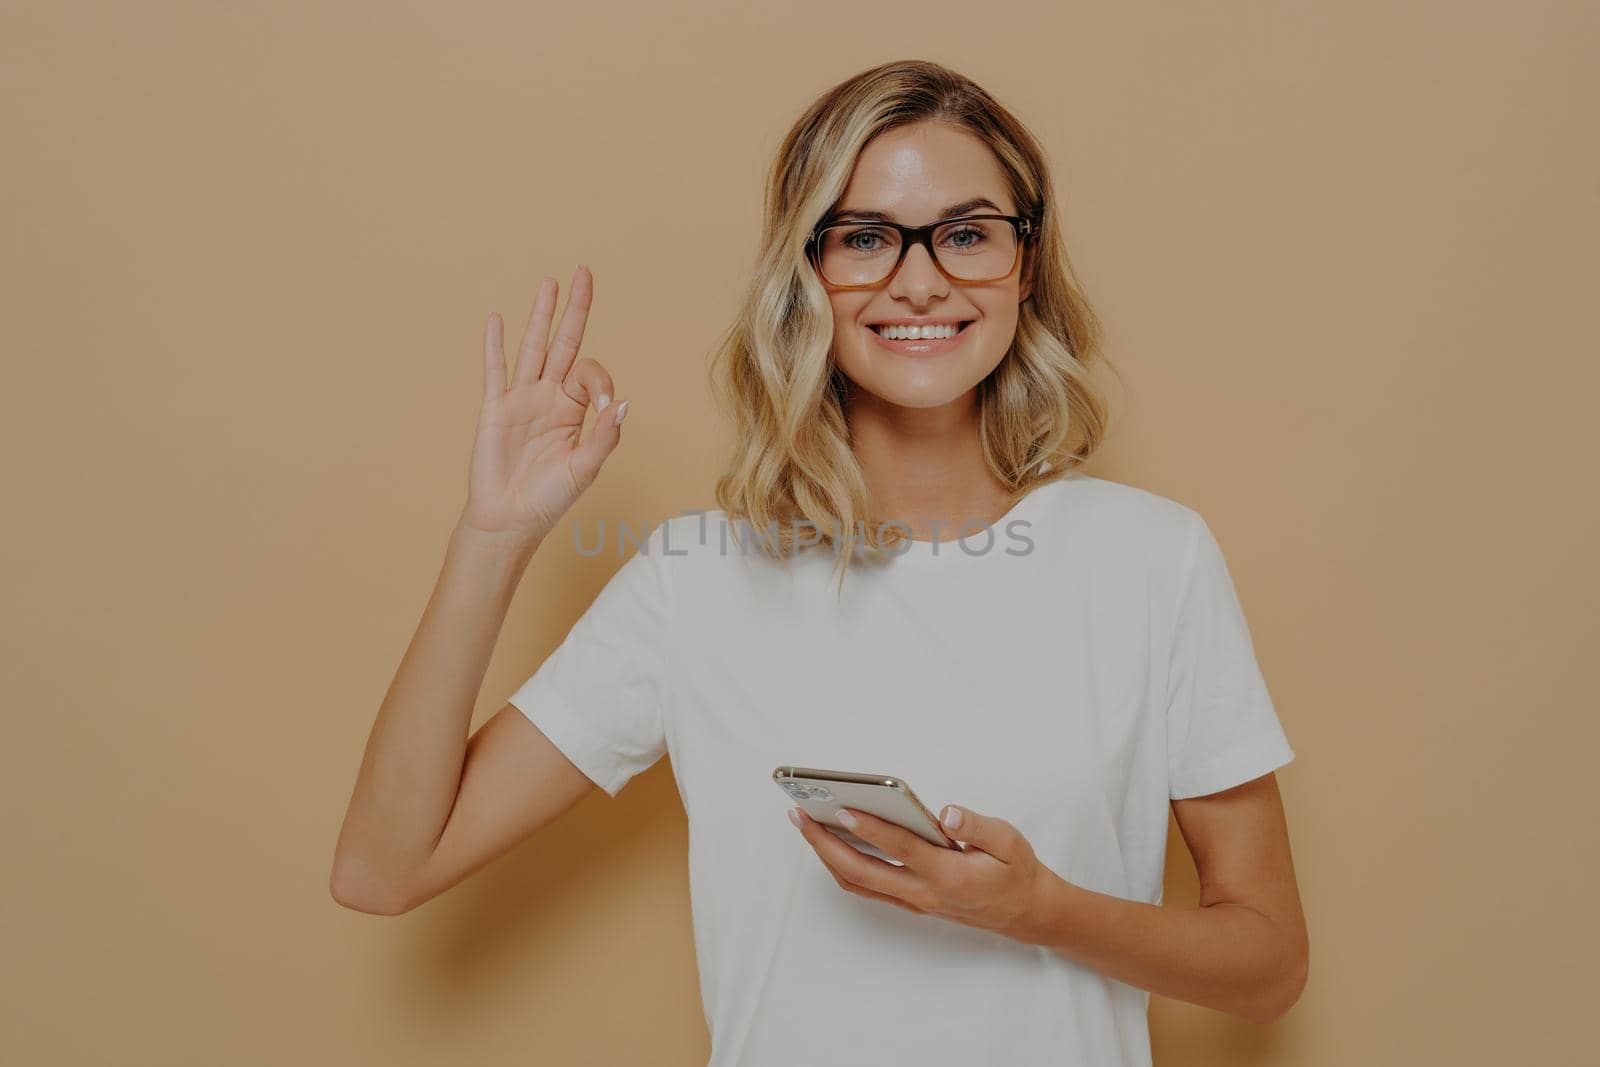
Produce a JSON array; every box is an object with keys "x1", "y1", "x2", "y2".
[{"x1": 332, "y1": 60, "x2": 1309, "y2": 1065}]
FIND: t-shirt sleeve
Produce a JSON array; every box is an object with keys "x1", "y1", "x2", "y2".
[
  {"x1": 1164, "y1": 513, "x2": 1295, "y2": 800},
  {"x1": 506, "y1": 531, "x2": 672, "y2": 798}
]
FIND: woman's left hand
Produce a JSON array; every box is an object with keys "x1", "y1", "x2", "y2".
[{"x1": 789, "y1": 803, "x2": 1054, "y2": 942}]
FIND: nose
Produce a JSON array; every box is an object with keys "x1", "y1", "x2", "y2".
[{"x1": 886, "y1": 240, "x2": 949, "y2": 306}]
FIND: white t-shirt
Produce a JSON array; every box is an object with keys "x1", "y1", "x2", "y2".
[{"x1": 508, "y1": 472, "x2": 1295, "y2": 1066}]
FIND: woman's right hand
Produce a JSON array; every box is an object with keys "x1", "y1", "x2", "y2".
[{"x1": 460, "y1": 264, "x2": 628, "y2": 547}]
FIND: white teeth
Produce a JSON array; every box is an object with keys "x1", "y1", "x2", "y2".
[{"x1": 873, "y1": 323, "x2": 962, "y2": 340}]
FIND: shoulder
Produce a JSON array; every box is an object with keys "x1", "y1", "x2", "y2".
[
  {"x1": 648, "y1": 508, "x2": 748, "y2": 561},
  {"x1": 628, "y1": 507, "x2": 774, "y2": 589},
  {"x1": 1042, "y1": 473, "x2": 1202, "y2": 555},
  {"x1": 1022, "y1": 475, "x2": 1208, "y2": 606}
]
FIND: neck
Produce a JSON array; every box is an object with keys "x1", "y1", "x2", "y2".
[{"x1": 846, "y1": 389, "x2": 1014, "y2": 543}]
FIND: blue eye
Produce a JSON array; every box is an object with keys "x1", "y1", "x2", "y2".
[
  {"x1": 843, "y1": 229, "x2": 891, "y2": 253},
  {"x1": 941, "y1": 226, "x2": 988, "y2": 250}
]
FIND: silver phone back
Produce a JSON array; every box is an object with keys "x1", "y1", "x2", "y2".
[{"x1": 773, "y1": 766, "x2": 956, "y2": 863}]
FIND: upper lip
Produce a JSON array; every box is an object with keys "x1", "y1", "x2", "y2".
[{"x1": 865, "y1": 316, "x2": 973, "y2": 328}]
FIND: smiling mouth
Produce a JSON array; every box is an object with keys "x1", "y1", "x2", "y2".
[{"x1": 867, "y1": 320, "x2": 975, "y2": 340}]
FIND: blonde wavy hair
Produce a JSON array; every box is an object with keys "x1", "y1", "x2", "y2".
[{"x1": 708, "y1": 60, "x2": 1113, "y2": 581}]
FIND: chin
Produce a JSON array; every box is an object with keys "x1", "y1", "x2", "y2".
[
  {"x1": 836, "y1": 350, "x2": 1005, "y2": 411},
  {"x1": 848, "y1": 372, "x2": 990, "y2": 411}
]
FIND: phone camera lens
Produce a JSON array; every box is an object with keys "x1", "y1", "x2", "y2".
[{"x1": 781, "y1": 782, "x2": 833, "y2": 801}]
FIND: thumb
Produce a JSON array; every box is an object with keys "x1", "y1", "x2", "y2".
[
  {"x1": 938, "y1": 804, "x2": 1021, "y2": 859},
  {"x1": 569, "y1": 397, "x2": 629, "y2": 491}
]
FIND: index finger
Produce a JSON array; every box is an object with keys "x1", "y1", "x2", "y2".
[
  {"x1": 839, "y1": 808, "x2": 960, "y2": 873},
  {"x1": 796, "y1": 810, "x2": 925, "y2": 901},
  {"x1": 538, "y1": 263, "x2": 594, "y2": 385}
]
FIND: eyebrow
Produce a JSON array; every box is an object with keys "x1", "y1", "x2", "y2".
[{"x1": 825, "y1": 197, "x2": 1005, "y2": 225}]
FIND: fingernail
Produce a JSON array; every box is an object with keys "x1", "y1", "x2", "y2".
[
  {"x1": 787, "y1": 808, "x2": 803, "y2": 828},
  {"x1": 613, "y1": 399, "x2": 630, "y2": 426},
  {"x1": 596, "y1": 393, "x2": 611, "y2": 411},
  {"x1": 835, "y1": 808, "x2": 858, "y2": 829},
  {"x1": 942, "y1": 806, "x2": 962, "y2": 830}
]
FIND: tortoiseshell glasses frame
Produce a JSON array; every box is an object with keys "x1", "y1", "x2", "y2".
[{"x1": 804, "y1": 213, "x2": 1036, "y2": 289}]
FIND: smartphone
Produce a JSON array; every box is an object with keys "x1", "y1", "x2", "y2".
[{"x1": 773, "y1": 766, "x2": 960, "y2": 864}]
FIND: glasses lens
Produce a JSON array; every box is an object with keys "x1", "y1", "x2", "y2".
[
  {"x1": 817, "y1": 224, "x2": 902, "y2": 286},
  {"x1": 815, "y1": 219, "x2": 1020, "y2": 285},
  {"x1": 932, "y1": 218, "x2": 1019, "y2": 281}
]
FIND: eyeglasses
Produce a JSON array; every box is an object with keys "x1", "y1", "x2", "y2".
[{"x1": 805, "y1": 213, "x2": 1034, "y2": 289}]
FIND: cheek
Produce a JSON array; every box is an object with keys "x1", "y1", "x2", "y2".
[
  {"x1": 829, "y1": 295, "x2": 863, "y2": 333},
  {"x1": 974, "y1": 298, "x2": 1022, "y2": 354},
  {"x1": 828, "y1": 299, "x2": 869, "y2": 362},
  {"x1": 832, "y1": 315, "x2": 856, "y2": 349},
  {"x1": 978, "y1": 290, "x2": 1020, "y2": 328}
]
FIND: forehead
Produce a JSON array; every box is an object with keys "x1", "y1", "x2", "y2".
[{"x1": 834, "y1": 121, "x2": 1015, "y2": 223}]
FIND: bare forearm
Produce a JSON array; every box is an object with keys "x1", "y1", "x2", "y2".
[
  {"x1": 1019, "y1": 872, "x2": 1306, "y2": 1024},
  {"x1": 331, "y1": 516, "x2": 540, "y2": 905}
]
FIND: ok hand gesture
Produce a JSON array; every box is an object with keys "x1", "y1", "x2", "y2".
[{"x1": 461, "y1": 265, "x2": 627, "y2": 545}]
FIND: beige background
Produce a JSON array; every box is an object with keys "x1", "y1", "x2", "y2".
[{"x1": 4, "y1": 1, "x2": 1595, "y2": 1063}]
